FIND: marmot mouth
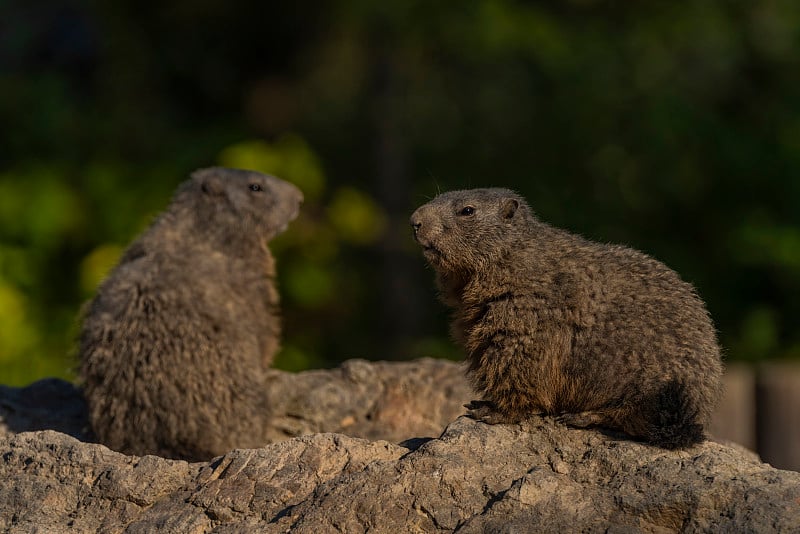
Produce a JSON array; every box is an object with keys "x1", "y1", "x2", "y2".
[
  {"x1": 276, "y1": 205, "x2": 301, "y2": 234},
  {"x1": 422, "y1": 245, "x2": 442, "y2": 262}
]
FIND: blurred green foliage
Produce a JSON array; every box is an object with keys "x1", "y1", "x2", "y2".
[
  {"x1": 1, "y1": 0, "x2": 799, "y2": 385},
  {"x1": 217, "y1": 136, "x2": 388, "y2": 371}
]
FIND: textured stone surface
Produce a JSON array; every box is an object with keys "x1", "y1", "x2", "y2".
[
  {"x1": 260, "y1": 358, "x2": 471, "y2": 444},
  {"x1": 2, "y1": 418, "x2": 799, "y2": 533},
  {"x1": 2, "y1": 358, "x2": 800, "y2": 532},
  {"x1": 0, "y1": 358, "x2": 471, "y2": 446}
]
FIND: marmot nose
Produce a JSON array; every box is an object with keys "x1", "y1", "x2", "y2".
[{"x1": 410, "y1": 221, "x2": 422, "y2": 235}]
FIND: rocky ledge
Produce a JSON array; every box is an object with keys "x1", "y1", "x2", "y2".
[
  {"x1": 1, "y1": 359, "x2": 799, "y2": 532},
  {"x1": 0, "y1": 358, "x2": 472, "y2": 445}
]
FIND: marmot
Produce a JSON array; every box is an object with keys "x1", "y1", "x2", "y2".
[
  {"x1": 79, "y1": 167, "x2": 303, "y2": 461},
  {"x1": 410, "y1": 188, "x2": 723, "y2": 449}
]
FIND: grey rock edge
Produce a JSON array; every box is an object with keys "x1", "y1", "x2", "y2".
[{"x1": 1, "y1": 360, "x2": 799, "y2": 533}]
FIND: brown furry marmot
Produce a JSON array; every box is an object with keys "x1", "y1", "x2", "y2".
[
  {"x1": 410, "y1": 188, "x2": 723, "y2": 449},
  {"x1": 79, "y1": 167, "x2": 302, "y2": 461}
]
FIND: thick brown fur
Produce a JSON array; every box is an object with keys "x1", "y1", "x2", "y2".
[
  {"x1": 410, "y1": 188, "x2": 723, "y2": 449},
  {"x1": 79, "y1": 167, "x2": 302, "y2": 461}
]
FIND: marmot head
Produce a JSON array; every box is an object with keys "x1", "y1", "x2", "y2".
[
  {"x1": 409, "y1": 188, "x2": 533, "y2": 273},
  {"x1": 185, "y1": 167, "x2": 303, "y2": 242}
]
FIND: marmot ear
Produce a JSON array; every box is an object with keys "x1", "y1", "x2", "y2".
[
  {"x1": 200, "y1": 176, "x2": 225, "y2": 196},
  {"x1": 501, "y1": 198, "x2": 519, "y2": 219}
]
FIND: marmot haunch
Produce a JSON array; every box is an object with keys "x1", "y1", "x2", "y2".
[
  {"x1": 79, "y1": 167, "x2": 302, "y2": 461},
  {"x1": 410, "y1": 188, "x2": 723, "y2": 449}
]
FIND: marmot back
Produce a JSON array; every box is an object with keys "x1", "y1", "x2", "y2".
[
  {"x1": 79, "y1": 167, "x2": 302, "y2": 461},
  {"x1": 410, "y1": 188, "x2": 723, "y2": 449}
]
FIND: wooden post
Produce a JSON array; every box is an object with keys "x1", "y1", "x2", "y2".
[
  {"x1": 710, "y1": 364, "x2": 756, "y2": 451},
  {"x1": 757, "y1": 362, "x2": 800, "y2": 471}
]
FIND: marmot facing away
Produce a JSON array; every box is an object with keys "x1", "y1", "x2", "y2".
[
  {"x1": 79, "y1": 167, "x2": 303, "y2": 461},
  {"x1": 410, "y1": 188, "x2": 723, "y2": 449}
]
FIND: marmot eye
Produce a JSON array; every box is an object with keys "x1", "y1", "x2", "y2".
[
  {"x1": 249, "y1": 183, "x2": 263, "y2": 192},
  {"x1": 459, "y1": 206, "x2": 475, "y2": 216}
]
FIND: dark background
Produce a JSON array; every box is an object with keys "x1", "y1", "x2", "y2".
[{"x1": 1, "y1": 0, "x2": 799, "y2": 385}]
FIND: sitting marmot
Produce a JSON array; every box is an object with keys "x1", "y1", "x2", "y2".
[
  {"x1": 410, "y1": 188, "x2": 722, "y2": 449},
  {"x1": 79, "y1": 167, "x2": 302, "y2": 460}
]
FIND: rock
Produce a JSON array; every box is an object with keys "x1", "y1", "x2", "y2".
[
  {"x1": 2, "y1": 418, "x2": 800, "y2": 533},
  {"x1": 0, "y1": 429, "x2": 402, "y2": 533},
  {"x1": 0, "y1": 378, "x2": 90, "y2": 440},
  {"x1": 261, "y1": 358, "x2": 471, "y2": 444},
  {"x1": 0, "y1": 358, "x2": 472, "y2": 446},
  {"x1": 2, "y1": 358, "x2": 799, "y2": 531}
]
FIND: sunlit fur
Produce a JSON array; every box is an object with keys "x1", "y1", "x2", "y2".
[
  {"x1": 79, "y1": 167, "x2": 302, "y2": 461},
  {"x1": 411, "y1": 188, "x2": 723, "y2": 449}
]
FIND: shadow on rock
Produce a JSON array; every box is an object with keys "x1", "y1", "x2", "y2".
[{"x1": 0, "y1": 378, "x2": 91, "y2": 440}]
